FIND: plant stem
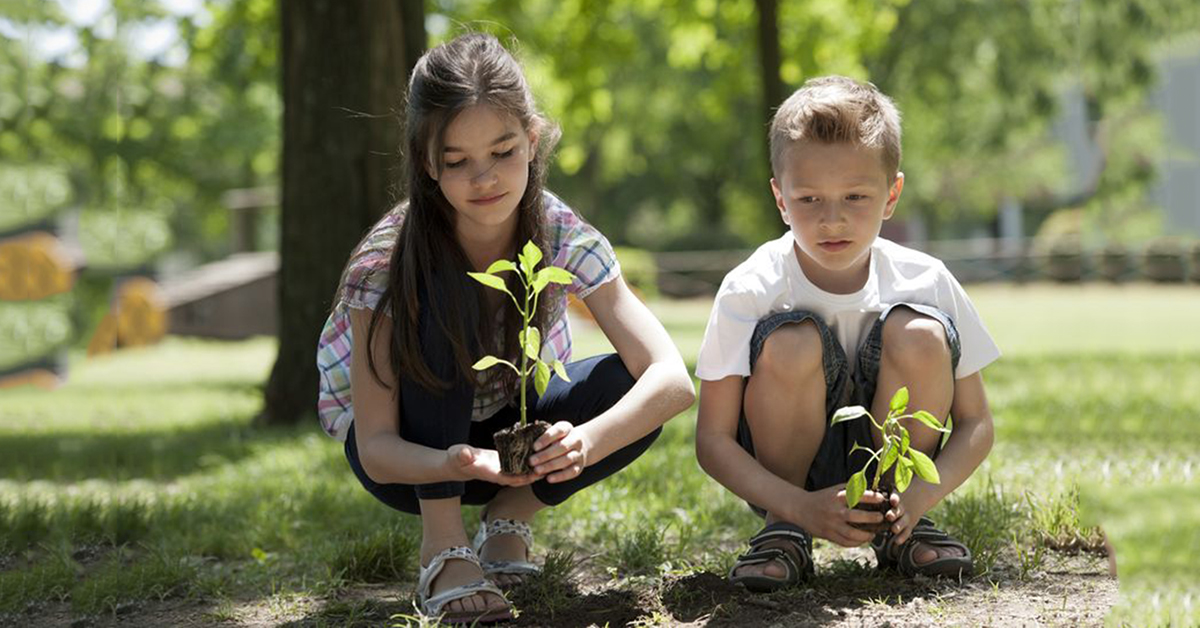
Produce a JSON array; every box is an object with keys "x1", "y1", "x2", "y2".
[{"x1": 519, "y1": 275, "x2": 530, "y2": 428}]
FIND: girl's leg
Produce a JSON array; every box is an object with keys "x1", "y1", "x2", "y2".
[
  {"x1": 419, "y1": 497, "x2": 507, "y2": 616},
  {"x1": 474, "y1": 354, "x2": 654, "y2": 581}
]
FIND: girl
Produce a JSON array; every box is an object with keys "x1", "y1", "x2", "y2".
[{"x1": 316, "y1": 33, "x2": 694, "y2": 624}]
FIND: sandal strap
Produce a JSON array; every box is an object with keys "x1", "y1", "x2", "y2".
[
  {"x1": 417, "y1": 546, "x2": 483, "y2": 600},
  {"x1": 731, "y1": 547, "x2": 800, "y2": 579},
  {"x1": 422, "y1": 579, "x2": 508, "y2": 617},
  {"x1": 874, "y1": 518, "x2": 973, "y2": 577},
  {"x1": 748, "y1": 521, "x2": 813, "y2": 552},
  {"x1": 473, "y1": 517, "x2": 534, "y2": 553},
  {"x1": 480, "y1": 559, "x2": 542, "y2": 577}
]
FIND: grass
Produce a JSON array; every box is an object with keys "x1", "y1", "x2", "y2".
[{"x1": 0, "y1": 283, "x2": 1197, "y2": 625}]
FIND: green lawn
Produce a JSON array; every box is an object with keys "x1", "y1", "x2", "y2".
[{"x1": 1, "y1": 283, "x2": 1197, "y2": 626}]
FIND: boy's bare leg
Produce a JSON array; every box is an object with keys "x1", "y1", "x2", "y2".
[
  {"x1": 735, "y1": 320, "x2": 827, "y2": 579},
  {"x1": 480, "y1": 485, "x2": 546, "y2": 585},
  {"x1": 419, "y1": 497, "x2": 508, "y2": 615},
  {"x1": 871, "y1": 308, "x2": 961, "y2": 563}
]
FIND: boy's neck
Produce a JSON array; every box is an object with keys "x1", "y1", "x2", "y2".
[{"x1": 793, "y1": 242, "x2": 872, "y2": 295}]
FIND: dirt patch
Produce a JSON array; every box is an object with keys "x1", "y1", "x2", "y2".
[{"x1": 4, "y1": 551, "x2": 1117, "y2": 627}]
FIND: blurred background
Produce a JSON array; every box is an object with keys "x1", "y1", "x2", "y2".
[{"x1": 2, "y1": 1, "x2": 1199, "y2": 625}]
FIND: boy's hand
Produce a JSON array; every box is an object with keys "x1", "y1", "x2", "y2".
[
  {"x1": 796, "y1": 485, "x2": 887, "y2": 547},
  {"x1": 529, "y1": 421, "x2": 593, "y2": 483},
  {"x1": 446, "y1": 444, "x2": 542, "y2": 486},
  {"x1": 884, "y1": 492, "x2": 925, "y2": 545}
]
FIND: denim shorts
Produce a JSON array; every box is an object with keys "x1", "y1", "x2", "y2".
[{"x1": 737, "y1": 303, "x2": 961, "y2": 517}]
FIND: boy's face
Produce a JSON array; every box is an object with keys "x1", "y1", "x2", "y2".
[{"x1": 770, "y1": 139, "x2": 903, "y2": 293}]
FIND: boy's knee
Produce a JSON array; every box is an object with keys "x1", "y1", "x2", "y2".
[
  {"x1": 756, "y1": 320, "x2": 823, "y2": 380},
  {"x1": 882, "y1": 310, "x2": 950, "y2": 364}
]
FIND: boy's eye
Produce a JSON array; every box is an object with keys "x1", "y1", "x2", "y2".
[
  {"x1": 797, "y1": 196, "x2": 818, "y2": 204},
  {"x1": 847, "y1": 194, "x2": 868, "y2": 201}
]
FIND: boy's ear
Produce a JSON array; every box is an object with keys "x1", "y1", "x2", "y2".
[
  {"x1": 883, "y1": 172, "x2": 904, "y2": 220},
  {"x1": 770, "y1": 177, "x2": 789, "y2": 225}
]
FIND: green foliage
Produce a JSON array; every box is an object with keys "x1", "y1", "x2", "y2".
[
  {"x1": 469, "y1": 240, "x2": 575, "y2": 426},
  {"x1": 613, "y1": 246, "x2": 659, "y2": 299},
  {"x1": 331, "y1": 524, "x2": 418, "y2": 583},
  {"x1": 832, "y1": 387, "x2": 948, "y2": 508}
]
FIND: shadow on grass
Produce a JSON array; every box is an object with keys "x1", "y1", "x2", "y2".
[{"x1": 0, "y1": 417, "x2": 308, "y2": 482}]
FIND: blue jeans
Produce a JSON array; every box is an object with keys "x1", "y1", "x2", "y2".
[{"x1": 737, "y1": 303, "x2": 961, "y2": 516}]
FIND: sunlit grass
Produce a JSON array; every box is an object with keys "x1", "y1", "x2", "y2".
[{"x1": 1, "y1": 285, "x2": 1198, "y2": 624}]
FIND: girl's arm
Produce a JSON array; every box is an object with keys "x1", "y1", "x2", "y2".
[
  {"x1": 349, "y1": 307, "x2": 539, "y2": 487},
  {"x1": 540, "y1": 277, "x2": 695, "y2": 466}
]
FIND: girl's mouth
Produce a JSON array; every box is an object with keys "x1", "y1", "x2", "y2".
[{"x1": 470, "y1": 192, "x2": 507, "y2": 205}]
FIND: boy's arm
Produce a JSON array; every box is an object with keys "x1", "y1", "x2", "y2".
[
  {"x1": 695, "y1": 376, "x2": 882, "y2": 547},
  {"x1": 888, "y1": 371, "x2": 995, "y2": 544}
]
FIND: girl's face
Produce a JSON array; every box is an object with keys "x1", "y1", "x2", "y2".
[{"x1": 428, "y1": 105, "x2": 537, "y2": 240}]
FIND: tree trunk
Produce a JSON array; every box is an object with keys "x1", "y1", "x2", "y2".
[
  {"x1": 262, "y1": 0, "x2": 425, "y2": 425},
  {"x1": 755, "y1": 0, "x2": 783, "y2": 159}
]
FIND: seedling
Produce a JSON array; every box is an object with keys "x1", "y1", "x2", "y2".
[
  {"x1": 829, "y1": 386, "x2": 950, "y2": 509},
  {"x1": 469, "y1": 240, "x2": 575, "y2": 474}
]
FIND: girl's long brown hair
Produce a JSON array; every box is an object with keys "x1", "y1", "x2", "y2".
[{"x1": 365, "y1": 33, "x2": 561, "y2": 394}]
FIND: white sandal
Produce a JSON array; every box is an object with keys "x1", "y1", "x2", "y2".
[
  {"x1": 417, "y1": 546, "x2": 512, "y2": 624},
  {"x1": 472, "y1": 517, "x2": 542, "y2": 581}
]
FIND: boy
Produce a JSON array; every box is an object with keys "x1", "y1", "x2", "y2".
[{"x1": 694, "y1": 76, "x2": 1000, "y2": 591}]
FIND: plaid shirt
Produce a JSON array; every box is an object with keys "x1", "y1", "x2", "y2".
[{"x1": 316, "y1": 191, "x2": 621, "y2": 441}]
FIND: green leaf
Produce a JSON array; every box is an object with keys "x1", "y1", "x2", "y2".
[
  {"x1": 845, "y1": 470, "x2": 867, "y2": 508},
  {"x1": 830, "y1": 405, "x2": 869, "y2": 426},
  {"x1": 519, "y1": 240, "x2": 543, "y2": 279},
  {"x1": 889, "y1": 387, "x2": 909, "y2": 415},
  {"x1": 912, "y1": 410, "x2": 950, "y2": 433},
  {"x1": 521, "y1": 327, "x2": 541, "y2": 361},
  {"x1": 472, "y1": 356, "x2": 517, "y2": 373},
  {"x1": 909, "y1": 449, "x2": 941, "y2": 484},
  {"x1": 895, "y1": 457, "x2": 914, "y2": 493},
  {"x1": 552, "y1": 359, "x2": 570, "y2": 383},
  {"x1": 900, "y1": 426, "x2": 910, "y2": 455},
  {"x1": 534, "y1": 360, "x2": 551, "y2": 396},
  {"x1": 541, "y1": 266, "x2": 575, "y2": 285},
  {"x1": 485, "y1": 259, "x2": 517, "y2": 275},
  {"x1": 879, "y1": 440, "x2": 899, "y2": 475},
  {"x1": 531, "y1": 270, "x2": 552, "y2": 294},
  {"x1": 468, "y1": 272, "x2": 512, "y2": 296}
]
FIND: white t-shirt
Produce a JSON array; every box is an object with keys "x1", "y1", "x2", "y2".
[{"x1": 695, "y1": 234, "x2": 1001, "y2": 381}]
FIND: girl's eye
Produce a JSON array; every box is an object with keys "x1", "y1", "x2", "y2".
[
  {"x1": 445, "y1": 159, "x2": 466, "y2": 169},
  {"x1": 493, "y1": 148, "x2": 515, "y2": 159}
]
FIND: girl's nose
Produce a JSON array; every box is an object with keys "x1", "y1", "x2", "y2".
[{"x1": 469, "y1": 159, "x2": 500, "y2": 186}]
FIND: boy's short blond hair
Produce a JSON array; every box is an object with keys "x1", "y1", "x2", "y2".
[{"x1": 769, "y1": 76, "x2": 902, "y2": 180}]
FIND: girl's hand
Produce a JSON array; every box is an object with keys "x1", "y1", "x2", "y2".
[
  {"x1": 529, "y1": 421, "x2": 592, "y2": 483},
  {"x1": 446, "y1": 444, "x2": 542, "y2": 486}
]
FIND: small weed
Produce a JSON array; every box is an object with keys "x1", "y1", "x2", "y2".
[
  {"x1": 1012, "y1": 531, "x2": 1047, "y2": 580},
  {"x1": 331, "y1": 524, "x2": 418, "y2": 583},
  {"x1": 933, "y1": 477, "x2": 1024, "y2": 577},
  {"x1": 1027, "y1": 485, "x2": 1105, "y2": 553},
  {"x1": 70, "y1": 544, "x2": 195, "y2": 615},
  {"x1": 510, "y1": 549, "x2": 577, "y2": 617},
  {"x1": 605, "y1": 523, "x2": 666, "y2": 577},
  {"x1": 0, "y1": 550, "x2": 75, "y2": 613}
]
